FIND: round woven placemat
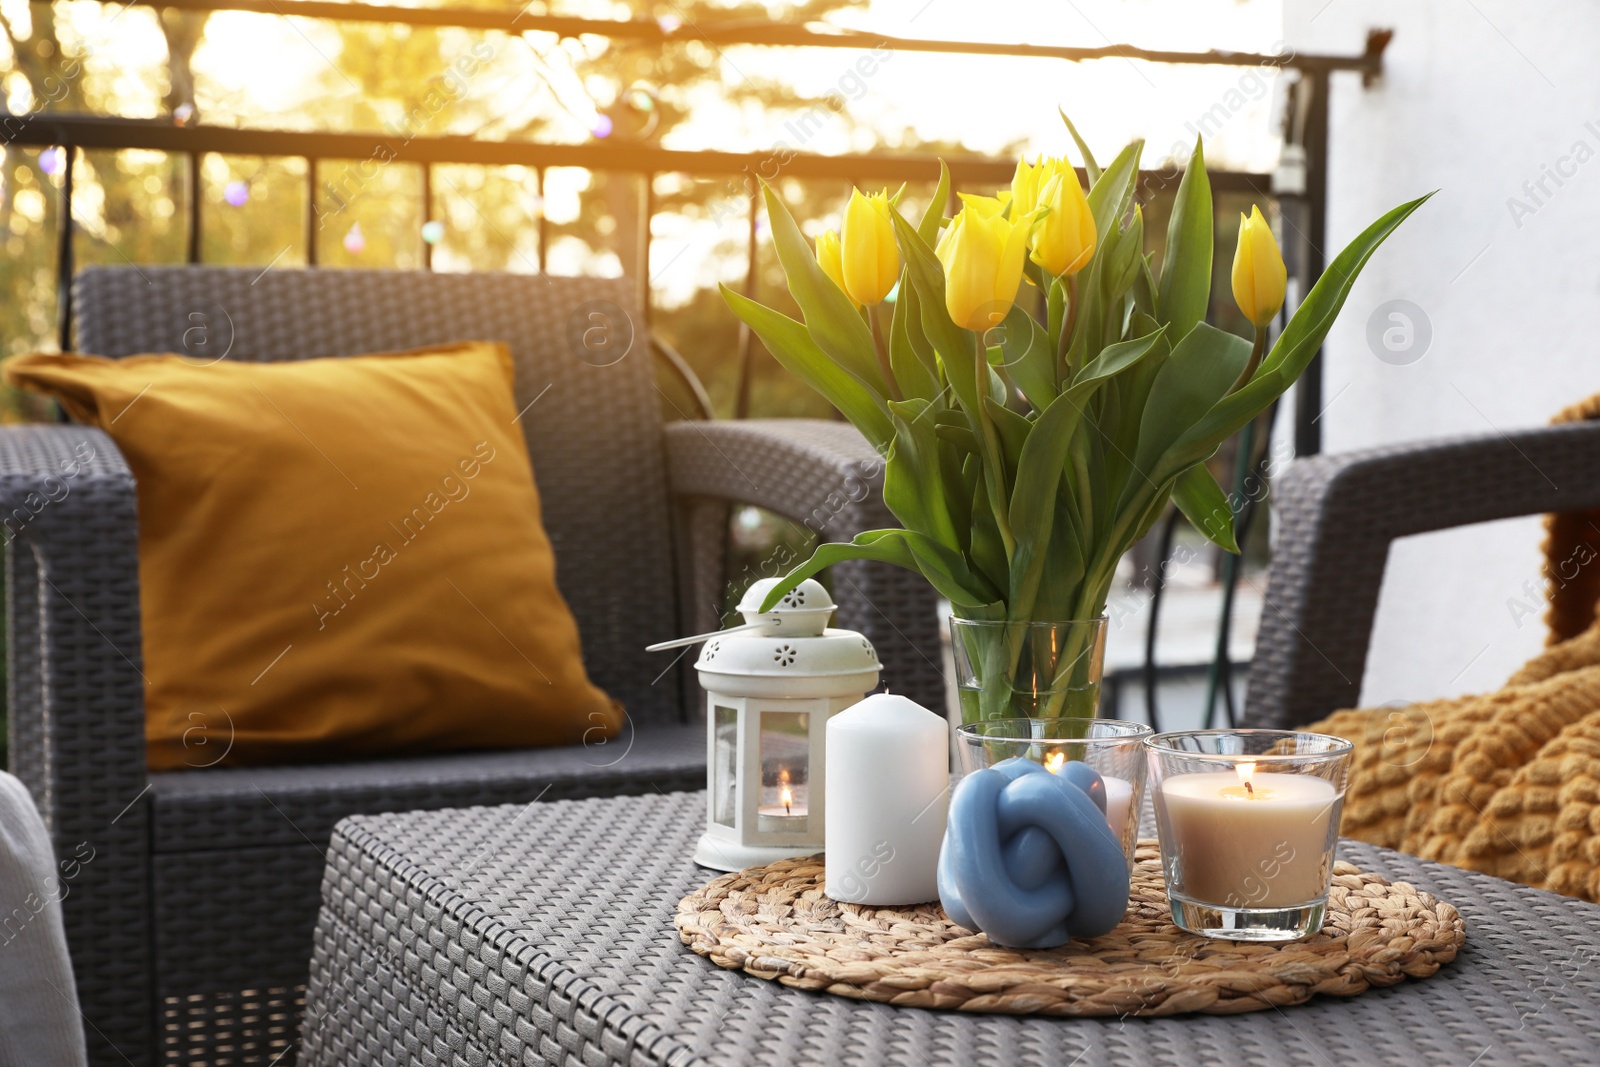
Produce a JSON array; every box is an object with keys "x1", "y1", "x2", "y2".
[{"x1": 676, "y1": 841, "x2": 1466, "y2": 1016}]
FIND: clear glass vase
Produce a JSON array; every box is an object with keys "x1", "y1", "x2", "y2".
[{"x1": 948, "y1": 617, "x2": 1108, "y2": 724}]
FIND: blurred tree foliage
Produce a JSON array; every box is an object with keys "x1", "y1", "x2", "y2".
[{"x1": 0, "y1": 0, "x2": 989, "y2": 424}]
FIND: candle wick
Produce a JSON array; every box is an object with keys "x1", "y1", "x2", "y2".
[
  {"x1": 784, "y1": 800, "x2": 791, "y2": 814},
  {"x1": 1245, "y1": 780, "x2": 1254, "y2": 796}
]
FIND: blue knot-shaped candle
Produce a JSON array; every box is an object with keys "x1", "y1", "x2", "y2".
[{"x1": 937, "y1": 757, "x2": 1131, "y2": 948}]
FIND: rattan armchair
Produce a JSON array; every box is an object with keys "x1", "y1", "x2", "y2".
[
  {"x1": 1243, "y1": 419, "x2": 1600, "y2": 727},
  {"x1": 1, "y1": 266, "x2": 942, "y2": 1067}
]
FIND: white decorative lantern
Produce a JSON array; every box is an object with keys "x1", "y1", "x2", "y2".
[{"x1": 689, "y1": 578, "x2": 881, "y2": 872}]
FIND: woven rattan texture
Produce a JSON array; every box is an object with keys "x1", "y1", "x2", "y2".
[
  {"x1": 302, "y1": 790, "x2": 1600, "y2": 1067},
  {"x1": 149, "y1": 723, "x2": 707, "y2": 854},
  {"x1": 675, "y1": 844, "x2": 1464, "y2": 1016},
  {"x1": 1, "y1": 424, "x2": 151, "y2": 1066},
  {"x1": 1244, "y1": 421, "x2": 1600, "y2": 729}
]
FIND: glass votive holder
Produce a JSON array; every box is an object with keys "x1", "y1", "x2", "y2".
[
  {"x1": 1146, "y1": 729, "x2": 1353, "y2": 942},
  {"x1": 955, "y1": 717, "x2": 1152, "y2": 868}
]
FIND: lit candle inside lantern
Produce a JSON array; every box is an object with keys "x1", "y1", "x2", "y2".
[
  {"x1": 757, "y1": 768, "x2": 808, "y2": 831},
  {"x1": 1157, "y1": 762, "x2": 1341, "y2": 909},
  {"x1": 1044, "y1": 751, "x2": 1133, "y2": 841}
]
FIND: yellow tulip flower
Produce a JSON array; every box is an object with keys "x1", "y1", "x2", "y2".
[
  {"x1": 1009, "y1": 156, "x2": 1046, "y2": 220},
  {"x1": 814, "y1": 228, "x2": 855, "y2": 307},
  {"x1": 1231, "y1": 205, "x2": 1287, "y2": 328},
  {"x1": 935, "y1": 203, "x2": 1032, "y2": 334},
  {"x1": 841, "y1": 188, "x2": 900, "y2": 306},
  {"x1": 956, "y1": 192, "x2": 1009, "y2": 218},
  {"x1": 1029, "y1": 168, "x2": 1096, "y2": 277}
]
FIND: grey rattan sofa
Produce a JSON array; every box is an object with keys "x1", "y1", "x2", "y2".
[{"x1": 2, "y1": 266, "x2": 942, "y2": 1067}]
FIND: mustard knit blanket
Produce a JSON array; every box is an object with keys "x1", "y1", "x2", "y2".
[{"x1": 1308, "y1": 394, "x2": 1600, "y2": 903}]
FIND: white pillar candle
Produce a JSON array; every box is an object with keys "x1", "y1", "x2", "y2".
[
  {"x1": 825, "y1": 693, "x2": 949, "y2": 905},
  {"x1": 1102, "y1": 775, "x2": 1133, "y2": 840},
  {"x1": 1159, "y1": 765, "x2": 1340, "y2": 908}
]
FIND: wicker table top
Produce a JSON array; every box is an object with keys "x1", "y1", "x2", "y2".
[{"x1": 301, "y1": 790, "x2": 1600, "y2": 1067}]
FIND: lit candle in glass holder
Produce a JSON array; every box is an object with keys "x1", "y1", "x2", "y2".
[
  {"x1": 1148, "y1": 729, "x2": 1353, "y2": 941},
  {"x1": 758, "y1": 767, "x2": 808, "y2": 832},
  {"x1": 955, "y1": 718, "x2": 1150, "y2": 869},
  {"x1": 1045, "y1": 750, "x2": 1133, "y2": 841}
]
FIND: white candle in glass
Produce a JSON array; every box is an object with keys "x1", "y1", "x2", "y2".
[
  {"x1": 1044, "y1": 752, "x2": 1132, "y2": 840},
  {"x1": 825, "y1": 693, "x2": 949, "y2": 905},
  {"x1": 1102, "y1": 775, "x2": 1133, "y2": 840},
  {"x1": 1159, "y1": 762, "x2": 1340, "y2": 908}
]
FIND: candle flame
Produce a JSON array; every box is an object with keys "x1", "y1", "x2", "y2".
[
  {"x1": 1237, "y1": 760, "x2": 1257, "y2": 796},
  {"x1": 780, "y1": 784, "x2": 793, "y2": 814},
  {"x1": 1044, "y1": 751, "x2": 1065, "y2": 774}
]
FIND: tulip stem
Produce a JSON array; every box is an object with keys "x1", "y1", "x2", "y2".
[
  {"x1": 869, "y1": 305, "x2": 902, "y2": 402},
  {"x1": 1057, "y1": 275, "x2": 1079, "y2": 382},
  {"x1": 977, "y1": 347, "x2": 1017, "y2": 563},
  {"x1": 1230, "y1": 327, "x2": 1269, "y2": 394}
]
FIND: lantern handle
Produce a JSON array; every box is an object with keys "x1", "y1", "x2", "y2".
[{"x1": 645, "y1": 621, "x2": 766, "y2": 653}]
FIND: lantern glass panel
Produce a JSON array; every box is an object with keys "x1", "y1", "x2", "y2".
[
  {"x1": 757, "y1": 710, "x2": 810, "y2": 834},
  {"x1": 712, "y1": 704, "x2": 738, "y2": 827}
]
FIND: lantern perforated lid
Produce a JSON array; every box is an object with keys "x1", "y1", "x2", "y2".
[{"x1": 695, "y1": 578, "x2": 881, "y2": 694}]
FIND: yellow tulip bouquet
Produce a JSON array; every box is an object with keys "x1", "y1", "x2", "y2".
[{"x1": 725, "y1": 121, "x2": 1427, "y2": 722}]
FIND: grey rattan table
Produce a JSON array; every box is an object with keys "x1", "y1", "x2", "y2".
[{"x1": 301, "y1": 791, "x2": 1600, "y2": 1067}]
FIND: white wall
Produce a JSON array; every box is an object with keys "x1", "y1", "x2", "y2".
[{"x1": 1283, "y1": 1, "x2": 1600, "y2": 703}]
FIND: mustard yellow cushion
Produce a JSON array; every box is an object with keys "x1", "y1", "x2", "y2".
[{"x1": 5, "y1": 342, "x2": 621, "y2": 770}]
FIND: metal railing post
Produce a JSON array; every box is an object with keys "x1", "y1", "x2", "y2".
[
  {"x1": 55, "y1": 144, "x2": 75, "y2": 352},
  {"x1": 186, "y1": 151, "x2": 202, "y2": 263},
  {"x1": 305, "y1": 156, "x2": 318, "y2": 266},
  {"x1": 637, "y1": 170, "x2": 653, "y2": 325},
  {"x1": 1292, "y1": 68, "x2": 1330, "y2": 458},
  {"x1": 421, "y1": 162, "x2": 433, "y2": 270},
  {"x1": 733, "y1": 176, "x2": 759, "y2": 419},
  {"x1": 535, "y1": 166, "x2": 548, "y2": 274}
]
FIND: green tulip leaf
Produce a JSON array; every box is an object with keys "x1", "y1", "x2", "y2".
[
  {"x1": 1103, "y1": 206, "x2": 1145, "y2": 341},
  {"x1": 968, "y1": 462, "x2": 1011, "y2": 596},
  {"x1": 886, "y1": 399, "x2": 962, "y2": 549},
  {"x1": 1067, "y1": 326, "x2": 1168, "y2": 402},
  {"x1": 1059, "y1": 107, "x2": 1102, "y2": 186},
  {"x1": 996, "y1": 303, "x2": 1059, "y2": 411},
  {"x1": 1087, "y1": 140, "x2": 1142, "y2": 241},
  {"x1": 1004, "y1": 386, "x2": 1095, "y2": 620},
  {"x1": 939, "y1": 437, "x2": 973, "y2": 552},
  {"x1": 1133, "y1": 252, "x2": 1159, "y2": 318},
  {"x1": 758, "y1": 528, "x2": 1004, "y2": 614},
  {"x1": 919, "y1": 160, "x2": 952, "y2": 247},
  {"x1": 1172, "y1": 462, "x2": 1239, "y2": 554},
  {"x1": 1129, "y1": 321, "x2": 1251, "y2": 483},
  {"x1": 889, "y1": 282, "x2": 943, "y2": 401},
  {"x1": 1036, "y1": 491, "x2": 1087, "y2": 620},
  {"x1": 1157, "y1": 136, "x2": 1213, "y2": 344},
  {"x1": 981, "y1": 396, "x2": 1032, "y2": 487},
  {"x1": 934, "y1": 422, "x2": 981, "y2": 453},
  {"x1": 720, "y1": 285, "x2": 894, "y2": 448}
]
